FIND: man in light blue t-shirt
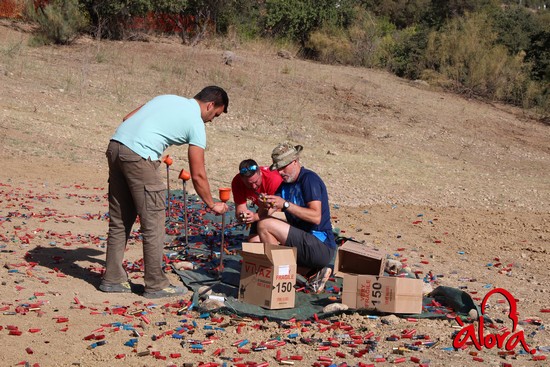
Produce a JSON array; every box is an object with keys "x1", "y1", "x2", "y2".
[{"x1": 101, "y1": 86, "x2": 229, "y2": 299}]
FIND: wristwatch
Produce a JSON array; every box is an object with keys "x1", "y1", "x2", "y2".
[{"x1": 282, "y1": 201, "x2": 290, "y2": 212}]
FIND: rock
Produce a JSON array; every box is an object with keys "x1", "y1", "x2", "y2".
[
  {"x1": 413, "y1": 79, "x2": 429, "y2": 87},
  {"x1": 323, "y1": 303, "x2": 349, "y2": 313},
  {"x1": 201, "y1": 298, "x2": 225, "y2": 311},
  {"x1": 173, "y1": 261, "x2": 195, "y2": 270},
  {"x1": 277, "y1": 50, "x2": 292, "y2": 59},
  {"x1": 381, "y1": 314, "x2": 400, "y2": 325},
  {"x1": 222, "y1": 50, "x2": 236, "y2": 66},
  {"x1": 385, "y1": 259, "x2": 403, "y2": 274}
]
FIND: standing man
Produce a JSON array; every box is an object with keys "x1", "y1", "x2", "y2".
[
  {"x1": 257, "y1": 142, "x2": 336, "y2": 293},
  {"x1": 231, "y1": 159, "x2": 283, "y2": 242},
  {"x1": 101, "y1": 86, "x2": 229, "y2": 299}
]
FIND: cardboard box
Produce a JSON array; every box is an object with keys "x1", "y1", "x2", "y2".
[
  {"x1": 238, "y1": 243, "x2": 297, "y2": 309},
  {"x1": 341, "y1": 274, "x2": 423, "y2": 314},
  {"x1": 333, "y1": 241, "x2": 386, "y2": 277}
]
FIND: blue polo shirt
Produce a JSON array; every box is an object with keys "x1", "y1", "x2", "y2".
[
  {"x1": 111, "y1": 95, "x2": 206, "y2": 160},
  {"x1": 277, "y1": 167, "x2": 336, "y2": 249}
]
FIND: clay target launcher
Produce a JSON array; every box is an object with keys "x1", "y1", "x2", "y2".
[
  {"x1": 162, "y1": 155, "x2": 174, "y2": 220},
  {"x1": 178, "y1": 168, "x2": 191, "y2": 247},
  {"x1": 217, "y1": 187, "x2": 231, "y2": 273}
]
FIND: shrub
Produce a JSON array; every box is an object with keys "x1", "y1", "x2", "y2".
[
  {"x1": 264, "y1": 0, "x2": 355, "y2": 46},
  {"x1": 423, "y1": 11, "x2": 540, "y2": 109},
  {"x1": 383, "y1": 25, "x2": 428, "y2": 78},
  {"x1": 306, "y1": 7, "x2": 399, "y2": 68},
  {"x1": 526, "y1": 29, "x2": 550, "y2": 82},
  {"x1": 347, "y1": 9, "x2": 396, "y2": 68},
  {"x1": 307, "y1": 29, "x2": 353, "y2": 64},
  {"x1": 25, "y1": 0, "x2": 89, "y2": 45}
]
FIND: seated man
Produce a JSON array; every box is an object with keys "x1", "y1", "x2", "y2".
[
  {"x1": 257, "y1": 142, "x2": 336, "y2": 293},
  {"x1": 231, "y1": 159, "x2": 283, "y2": 242}
]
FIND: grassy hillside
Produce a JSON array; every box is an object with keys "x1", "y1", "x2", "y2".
[{"x1": 1, "y1": 20, "x2": 549, "y2": 211}]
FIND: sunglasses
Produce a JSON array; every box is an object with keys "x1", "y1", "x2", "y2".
[{"x1": 239, "y1": 165, "x2": 258, "y2": 175}]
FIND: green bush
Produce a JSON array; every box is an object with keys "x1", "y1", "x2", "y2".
[
  {"x1": 526, "y1": 29, "x2": 550, "y2": 83},
  {"x1": 25, "y1": 0, "x2": 89, "y2": 45},
  {"x1": 306, "y1": 7, "x2": 399, "y2": 68},
  {"x1": 81, "y1": 0, "x2": 152, "y2": 40},
  {"x1": 264, "y1": 0, "x2": 355, "y2": 45},
  {"x1": 382, "y1": 25, "x2": 429, "y2": 79},
  {"x1": 347, "y1": 9, "x2": 396, "y2": 68},
  {"x1": 361, "y1": 0, "x2": 431, "y2": 29},
  {"x1": 308, "y1": 29, "x2": 353, "y2": 64},
  {"x1": 423, "y1": 11, "x2": 540, "y2": 109},
  {"x1": 216, "y1": 1, "x2": 263, "y2": 40}
]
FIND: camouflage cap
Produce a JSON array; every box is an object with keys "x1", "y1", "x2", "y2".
[{"x1": 270, "y1": 142, "x2": 303, "y2": 170}]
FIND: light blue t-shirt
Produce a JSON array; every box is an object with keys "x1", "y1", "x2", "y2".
[{"x1": 111, "y1": 95, "x2": 206, "y2": 160}]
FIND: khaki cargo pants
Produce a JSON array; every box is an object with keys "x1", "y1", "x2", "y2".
[{"x1": 103, "y1": 140, "x2": 170, "y2": 292}]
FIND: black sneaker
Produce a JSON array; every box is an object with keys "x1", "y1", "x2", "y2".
[
  {"x1": 143, "y1": 285, "x2": 188, "y2": 299},
  {"x1": 308, "y1": 267, "x2": 332, "y2": 294},
  {"x1": 99, "y1": 281, "x2": 132, "y2": 293}
]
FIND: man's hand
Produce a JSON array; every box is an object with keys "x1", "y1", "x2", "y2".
[
  {"x1": 210, "y1": 202, "x2": 228, "y2": 214},
  {"x1": 263, "y1": 194, "x2": 284, "y2": 211},
  {"x1": 238, "y1": 209, "x2": 256, "y2": 224},
  {"x1": 263, "y1": 195, "x2": 322, "y2": 225}
]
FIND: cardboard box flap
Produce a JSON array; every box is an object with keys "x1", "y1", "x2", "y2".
[
  {"x1": 241, "y1": 243, "x2": 297, "y2": 265},
  {"x1": 334, "y1": 242, "x2": 386, "y2": 276},
  {"x1": 241, "y1": 242, "x2": 266, "y2": 255},
  {"x1": 269, "y1": 245, "x2": 297, "y2": 264},
  {"x1": 338, "y1": 241, "x2": 385, "y2": 259}
]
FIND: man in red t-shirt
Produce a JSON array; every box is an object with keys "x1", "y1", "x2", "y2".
[{"x1": 231, "y1": 159, "x2": 283, "y2": 241}]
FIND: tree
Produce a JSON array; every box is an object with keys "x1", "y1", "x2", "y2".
[
  {"x1": 215, "y1": 0, "x2": 265, "y2": 39},
  {"x1": 152, "y1": 0, "x2": 229, "y2": 45},
  {"x1": 26, "y1": 0, "x2": 89, "y2": 44},
  {"x1": 80, "y1": 0, "x2": 150, "y2": 39},
  {"x1": 360, "y1": 0, "x2": 431, "y2": 29},
  {"x1": 490, "y1": 5, "x2": 542, "y2": 55},
  {"x1": 422, "y1": 0, "x2": 499, "y2": 28},
  {"x1": 526, "y1": 30, "x2": 550, "y2": 82},
  {"x1": 264, "y1": 0, "x2": 355, "y2": 46}
]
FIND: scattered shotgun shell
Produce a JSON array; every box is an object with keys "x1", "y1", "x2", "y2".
[{"x1": 87, "y1": 340, "x2": 107, "y2": 349}]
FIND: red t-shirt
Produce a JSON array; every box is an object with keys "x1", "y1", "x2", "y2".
[{"x1": 231, "y1": 166, "x2": 283, "y2": 206}]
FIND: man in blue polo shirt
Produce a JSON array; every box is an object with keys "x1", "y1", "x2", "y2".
[
  {"x1": 257, "y1": 142, "x2": 336, "y2": 293},
  {"x1": 102, "y1": 86, "x2": 229, "y2": 299}
]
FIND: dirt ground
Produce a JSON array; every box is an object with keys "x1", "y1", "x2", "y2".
[{"x1": 0, "y1": 19, "x2": 549, "y2": 367}]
